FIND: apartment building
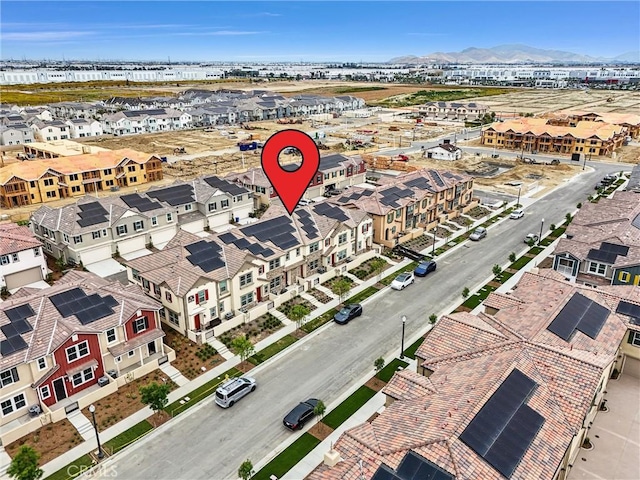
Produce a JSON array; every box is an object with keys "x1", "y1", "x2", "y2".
[
  {"x1": 22, "y1": 140, "x2": 109, "y2": 159},
  {"x1": 481, "y1": 118, "x2": 627, "y2": 156},
  {"x1": 225, "y1": 153, "x2": 367, "y2": 208},
  {"x1": 310, "y1": 270, "x2": 640, "y2": 480},
  {"x1": 416, "y1": 101, "x2": 488, "y2": 120},
  {"x1": 0, "y1": 124, "x2": 35, "y2": 146},
  {"x1": 542, "y1": 111, "x2": 640, "y2": 139},
  {"x1": 125, "y1": 200, "x2": 373, "y2": 341},
  {"x1": 553, "y1": 191, "x2": 640, "y2": 286},
  {"x1": 329, "y1": 168, "x2": 475, "y2": 248},
  {"x1": 0, "y1": 149, "x2": 163, "y2": 209},
  {"x1": 0, "y1": 223, "x2": 47, "y2": 291},
  {"x1": 102, "y1": 109, "x2": 192, "y2": 135},
  {"x1": 65, "y1": 118, "x2": 103, "y2": 138},
  {"x1": 30, "y1": 120, "x2": 71, "y2": 142},
  {"x1": 29, "y1": 176, "x2": 252, "y2": 267},
  {"x1": 0, "y1": 270, "x2": 173, "y2": 446}
]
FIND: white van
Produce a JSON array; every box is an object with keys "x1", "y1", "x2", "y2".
[{"x1": 215, "y1": 377, "x2": 257, "y2": 408}]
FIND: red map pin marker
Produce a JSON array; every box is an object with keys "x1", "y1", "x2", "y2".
[{"x1": 261, "y1": 129, "x2": 320, "y2": 215}]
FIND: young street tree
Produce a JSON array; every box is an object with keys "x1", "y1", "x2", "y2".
[
  {"x1": 331, "y1": 277, "x2": 352, "y2": 304},
  {"x1": 370, "y1": 257, "x2": 387, "y2": 281},
  {"x1": 429, "y1": 313, "x2": 438, "y2": 325},
  {"x1": 314, "y1": 399, "x2": 327, "y2": 422},
  {"x1": 462, "y1": 287, "x2": 470, "y2": 299},
  {"x1": 238, "y1": 459, "x2": 254, "y2": 480},
  {"x1": 374, "y1": 357, "x2": 385, "y2": 372},
  {"x1": 231, "y1": 335, "x2": 255, "y2": 363},
  {"x1": 139, "y1": 382, "x2": 171, "y2": 425},
  {"x1": 8, "y1": 446, "x2": 43, "y2": 480},
  {"x1": 289, "y1": 304, "x2": 311, "y2": 330},
  {"x1": 492, "y1": 264, "x2": 503, "y2": 277}
]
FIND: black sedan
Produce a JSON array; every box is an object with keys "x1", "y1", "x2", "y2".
[
  {"x1": 333, "y1": 304, "x2": 363, "y2": 325},
  {"x1": 283, "y1": 398, "x2": 320, "y2": 430}
]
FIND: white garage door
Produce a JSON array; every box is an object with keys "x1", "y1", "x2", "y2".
[
  {"x1": 181, "y1": 219, "x2": 205, "y2": 234},
  {"x1": 117, "y1": 236, "x2": 146, "y2": 255},
  {"x1": 5, "y1": 267, "x2": 43, "y2": 290},
  {"x1": 150, "y1": 228, "x2": 176, "y2": 249},
  {"x1": 624, "y1": 355, "x2": 640, "y2": 378},
  {"x1": 79, "y1": 245, "x2": 113, "y2": 265}
]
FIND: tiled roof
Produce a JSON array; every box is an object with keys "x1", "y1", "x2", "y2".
[
  {"x1": 484, "y1": 118, "x2": 624, "y2": 140},
  {"x1": 0, "y1": 223, "x2": 42, "y2": 255}
]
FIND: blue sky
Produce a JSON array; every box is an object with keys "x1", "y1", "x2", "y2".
[{"x1": 1, "y1": 1, "x2": 638, "y2": 61}]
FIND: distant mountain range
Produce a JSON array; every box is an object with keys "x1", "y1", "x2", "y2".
[{"x1": 389, "y1": 44, "x2": 640, "y2": 64}]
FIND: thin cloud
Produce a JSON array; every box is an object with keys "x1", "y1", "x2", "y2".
[
  {"x1": 174, "y1": 30, "x2": 267, "y2": 36},
  {"x1": 2, "y1": 31, "x2": 94, "y2": 42}
]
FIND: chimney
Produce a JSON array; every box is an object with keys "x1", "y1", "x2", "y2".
[
  {"x1": 323, "y1": 442, "x2": 340, "y2": 467},
  {"x1": 443, "y1": 139, "x2": 451, "y2": 144}
]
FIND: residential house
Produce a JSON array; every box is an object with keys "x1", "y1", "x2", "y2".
[
  {"x1": 0, "y1": 149, "x2": 163, "y2": 208},
  {"x1": 552, "y1": 191, "x2": 640, "y2": 286},
  {"x1": 125, "y1": 200, "x2": 373, "y2": 341},
  {"x1": 310, "y1": 270, "x2": 640, "y2": 480},
  {"x1": 19, "y1": 107, "x2": 52, "y2": 122},
  {"x1": 225, "y1": 153, "x2": 367, "y2": 208},
  {"x1": 543, "y1": 111, "x2": 640, "y2": 139},
  {"x1": 30, "y1": 120, "x2": 71, "y2": 142},
  {"x1": 329, "y1": 168, "x2": 475, "y2": 247},
  {"x1": 0, "y1": 223, "x2": 47, "y2": 291},
  {"x1": 65, "y1": 118, "x2": 103, "y2": 138},
  {"x1": 424, "y1": 141, "x2": 462, "y2": 161},
  {"x1": 29, "y1": 176, "x2": 252, "y2": 267},
  {"x1": 0, "y1": 124, "x2": 35, "y2": 146},
  {"x1": 102, "y1": 109, "x2": 192, "y2": 136},
  {"x1": 417, "y1": 101, "x2": 488, "y2": 120},
  {"x1": 47, "y1": 102, "x2": 101, "y2": 119},
  {"x1": 0, "y1": 270, "x2": 174, "y2": 446}
]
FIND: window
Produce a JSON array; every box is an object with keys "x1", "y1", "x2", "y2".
[
  {"x1": 285, "y1": 252, "x2": 290, "y2": 261},
  {"x1": 0, "y1": 255, "x2": 9, "y2": 265},
  {"x1": 269, "y1": 258, "x2": 280, "y2": 270},
  {"x1": 221, "y1": 199, "x2": 229, "y2": 208},
  {"x1": 239, "y1": 272, "x2": 253, "y2": 287},
  {"x1": 116, "y1": 225, "x2": 128, "y2": 236},
  {"x1": 40, "y1": 385, "x2": 51, "y2": 400},
  {"x1": 106, "y1": 328, "x2": 117, "y2": 344},
  {"x1": 66, "y1": 341, "x2": 89, "y2": 363},
  {"x1": 269, "y1": 276, "x2": 281, "y2": 290},
  {"x1": 387, "y1": 213, "x2": 394, "y2": 224},
  {"x1": 628, "y1": 331, "x2": 640, "y2": 347},
  {"x1": 309, "y1": 242, "x2": 319, "y2": 253},
  {"x1": 166, "y1": 213, "x2": 173, "y2": 223},
  {"x1": 132, "y1": 317, "x2": 149, "y2": 334},
  {"x1": 37, "y1": 357, "x2": 47, "y2": 371},
  {"x1": 219, "y1": 280, "x2": 228, "y2": 293},
  {"x1": 184, "y1": 204, "x2": 192, "y2": 212},
  {"x1": 325, "y1": 238, "x2": 331, "y2": 247},
  {"x1": 618, "y1": 271, "x2": 631, "y2": 283},
  {"x1": 71, "y1": 367, "x2": 94, "y2": 387},
  {"x1": 130, "y1": 177, "x2": 137, "y2": 183},
  {"x1": 43, "y1": 178, "x2": 54, "y2": 187},
  {"x1": 316, "y1": 175, "x2": 322, "y2": 183},
  {"x1": 208, "y1": 202, "x2": 217, "y2": 212},
  {"x1": 588, "y1": 262, "x2": 607, "y2": 276},
  {"x1": 168, "y1": 310, "x2": 179, "y2": 326},
  {"x1": 0, "y1": 367, "x2": 19, "y2": 387},
  {"x1": 46, "y1": 191, "x2": 56, "y2": 198},
  {"x1": 1, "y1": 393, "x2": 26, "y2": 416},
  {"x1": 209, "y1": 307, "x2": 217, "y2": 319},
  {"x1": 128, "y1": 165, "x2": 136, "y2": 172},
  {"x1": 11, "y1": 253, "x2": 19, "y2": 263},
  {"x1": 92, "y1": 231, "x2": 101, "y2": 240},
  {"x1": 308, "y1": 259, "x2": 319, "y2": 270},
  {"x1": 115, "y1": 356, "x2": 121, "y2": 363},
  {"x1": 133, "y1": 220, "x2": 144, "y2": 231},
  {"x1": 197, "y1": 290, "x2": 206, "y2": 303},
  {"x1": 337, "y1": 250, "x2": 347, "y2": 261},
  {"x1": 296, "y1": 247, "x2": 300, "y2": 256},
  {"x1": 69, "y1": 174, "x2": 79, "y2": 181},
  {"x1": 33, "y1": 247, "x2": 41, "y2": 256},
  {"x1": 219, "y1": 302, "x2": 225, "y2": 313},
  {"x1": 395, "y1": 209, "x2": 402, "y2": 219},
  {"x1": 104, "y1": 168, "x2": 112, "y2": 175},
  {"x1": 128, "y1": 350, "x2": 135, "y2": 358},
  {"x1": 240, "y1": 292, "x2": 254, "y2": 307},
  {"x1": 338, "y1": 233, "x2": 348, "y2": 245}
]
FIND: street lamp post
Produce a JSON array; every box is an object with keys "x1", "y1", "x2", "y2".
[
  {"x1": 432, "y1": 226, "x2": 437, "y2": 256},
  {"x1": 583, "y1": 152, "x2": 591, "y2": 171},
  {"x1": 538, "y1": 218, "x2": 545, "y2": 245},
  {"x1": 88, "y1": 404, "x2": 104, "y2": 459},
  {"x1": 516, "y1": 186, "x2": 521, "y2": 208},
  {"x1": 400, "y1": 315, "x2": 407, "y2": 359}
]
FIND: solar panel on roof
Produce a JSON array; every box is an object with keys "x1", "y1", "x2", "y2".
[
  {"x1": 429, "y1": 170, "x2": 445, "y2": 187},
  {"x1": 260, "y1": 248, "x2": 275, "y2": 257},
  {"x1": 600, "y1": 242, "x2": 629, "y2": 256},
  {"x1": 219, "y1": 232, "x2": 237, "y2": 244},
  {"x1": 233, "y1": 238, "x2": 251, "y2": 249},
  {"x1": 203, "y1": 176, "x2": 248, "y2": 196},
  {"x1": 616, "y1": 300, "x2": 640, "y2": 318},
  {"x1": 50, "y1": 288, "x2": 116, "y2": 324},
  {"x1": 103, "y1": 296, "x2": 118, "y2": 308},
  {"x1": 147, "y1": 184, "x2": 195, "y2": 206},
  {"x1": 186, "y1": 240, "x2": 215, "y2": 255},
  {"x1": 372, "y1": 452, "x2": 454, "y2": 480},
  {"x1": 371, "y1": 465, "x2": 398, "y2": 480},
  {"x1": 10, "y1": 319, "x2": 33, "y2": 335},
  {"x1": 185, "y1": 240, "x2": 225, "y2": 272},
  {"x1": 297, "y1": 209, "x2": 311, "y2": 219},
  {"x1": 632, "y1": 213, "x2": 640, "y2": 230},
  {"x1": 247, "y1": 243, "x2": 266, "y2": 255},
  {"x1": 578, "y1": 301, "x2": 610, "y2": 339},
  {"x1": 5, "y1": 304, "x2": 35, "y2": 322},
  {"x1": 1, "y1": 335, "x2": 28, "y2": 356},
  {"x1": 547, "y1": 292, "x2": 610, "y2": 341}
]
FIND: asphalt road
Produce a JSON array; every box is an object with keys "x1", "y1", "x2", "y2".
[{"x1": 97, "y1": 162, "x2": 625, "y2": 480}]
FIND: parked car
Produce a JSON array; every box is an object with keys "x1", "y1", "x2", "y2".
[
  {"x1": 602, "y1": 174, "x2": 617, "y2": 184},
  {"x1": 510, "y1": 209, "x2": 525, "y2": 219},
  {"x1": 298, "y1": 198, "x2": 315, "y2": 207},
  {"x1": 215, "y1": 376, "x2": 256, "y2": 408},
  {"x1": 414, "y1": 261, "x2": 437, "y2": 277},
  {"x1": 469, "y1": 227, "x2": 487, "y2": 241},
  {"x1": 391, "y1": 272, "x2": 415, "y2": 290},
  {"x1": 524, "y1": 233, "x2": 539, "y2": 244},
  {"x1": 548, "y1": 159, "x2": 561, "y2": 165},
  {"x1": 595, "y1": 182, "x2": 606, "y2": 190},
  {"x1": 283, "y1": 399, "x2": 320, "y2": 430},
  {"x1": 333, "y1": 304, "x2": 363, "y2": 325}
]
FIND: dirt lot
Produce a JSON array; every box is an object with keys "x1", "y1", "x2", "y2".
[{"x1": 6, "y1": 418, "x2": 83, "y2": 466}]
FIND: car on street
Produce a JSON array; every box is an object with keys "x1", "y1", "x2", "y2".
[
  {"x1": 603, "y1": 174, "x2": 617, "y2": 183},
  {"x1": 283, "y1": 399, "x2": 320, "y2": 430},
  {"x1": 469, "y1": 227, "x2": 487, "y2": 241},
  {"x1": 333, "y1": 304, "x2": 363, "y2": 325},
  {"x1": 414, "y1": 260, "x2": 437, "y2": 277},
  {"x1": 215, "y1": 376, "x2": 256, "y2": 408},
  {"x1": 510, "y1": 209, "x2": 525, "y2": 219},
  {"x1": 524, "y1": 233, "x2": 539, "y2": 244},
  {"x1": 391, "y1": 272, "x2": 415, "y2": 290}
]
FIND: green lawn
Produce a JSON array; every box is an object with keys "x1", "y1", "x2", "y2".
[
  {"x1": 165, "y1": 367, "x2": 241, "y2": 416},
  {"x1": 528, "y1": 246, "x2": 544, "y2": 255},
  {"x1": 403, "y1": 337, "x2": 425, "y2": 359},
  {"x1": 376, "y1": 358, "x2": 410, "y2": 382},
  {"x1": 252, "y1": 433, "x2": 321, "y2": 480},
  {"x1": 322, "y1": 386, "x2": 377, "y2": 430},
  {"x1": 104, "y1": 420, "x2": 153, "y2": 454},
  {"x1": 44, "y1": 455, "x2": 94, "y2": 480},
  {"x1": 462, "y1": 294, "x2": 484, "y2": 310},
  {"x1": 346, "y1": 286, "x2": 379, "y2": 305},
  {"x1": 247, "y1": 335, "x2": 298, "y2": 365},
  {"x1": 509, "y1": 255, "x2": 534, "y2": 271},
  {"x1": 495, "y1": 271, "x2": 514, "y2": 283},
  {"x1": 301, "y1": 309, "x2": 338, "y2": 333},
  {"x1": 551, "y1": 226, "x2": 567, "y2": 237},
  {"x1": 380, "y1": 262, "x2": 418, "y2": 285}
]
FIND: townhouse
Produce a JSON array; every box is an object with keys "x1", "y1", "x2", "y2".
[
  {"x1": 30, "y1": 120, "x2": 71, "y2": 142},
  {"x1": 0, "y1": 223, "x2": 47, "y2": 292},
  {"x1": 0, "y1": 149, "x2": 163, "y2": 208},
  {"x1": 543, "y1": 111, "x2": 640, "y2": 139},
  {"x1": 225, "y1": 153, "x2": 367, "y2": 208},
  {"x1": 310, "y1": 270, "x2": 640, "y2": 480},
  {"x1": 329, "y1": 168, "x2": 475, "y2": 248},
  {"x1": 125, "y1": 200, "x2": 373, "y2": 341},
  {"x1": 424, "y1": 141, "x2": 462, "y2": 160},
  {"x1": 481, "y1": 118, "x2": 627, "y2": 156},
  {"x1": 101, "y1": 109, "x2": 192, "y2": 135},
  {"x1": 0, "y1": 124, "x2": 34, "y2": 146},
  {"x1": 0, "y1": 270, "x2": 173, "y2": 445},
  {"x1": 47, "y1": 102, "x2": 101, "y2": 119},
  {"x1": 552, "y1": 191, "x2": 640, "y2": 286},
  {"x1": 417, "y1": 101, "x2": 488, "y2": 120},
  {"x1": 65, "y1": 118, "x2": 103, "y2": 138}
]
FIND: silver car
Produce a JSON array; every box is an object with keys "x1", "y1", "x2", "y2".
[
  {"x1": 469, "y1": 227, "x2": 487, "y2": 241},
  {"x1": 215, "y1": 376, "x2": 256, "y2": 408}
]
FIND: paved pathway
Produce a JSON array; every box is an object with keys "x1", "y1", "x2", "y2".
[
  {"x1": 66, "y1": 410, "x2": 95, "y2": 442},
  {"x1": 159, "y1": 364, "x2": 190, "y2": 387},
  {"x1": 300, "y1": 292, "x2": 323, "y2": 309},
  {"x1": 0, "y1": 446, "x2": 12, "y2": 476},
  {"x1": 207, "y1": 337, "x2": 233, "y2": 360}
]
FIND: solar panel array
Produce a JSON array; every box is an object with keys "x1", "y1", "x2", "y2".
[
  {"x1": 632, "y1": 213, "x2": 640, "y2": 230},
  {"x1": 204, "y1": 176, "x2": 249, "y2": 196},
  {"x1": 334, "y1": 189, "x2": 374, "y2": 204},
  {"x1": 49, "y1": 287, "x2": 117, "y2": 326},
  {"x1": 185, "y1": 240, "x2": 226, "y2": 272},
  {"x1": 240, "y1": 215, "x2": 299, "y2": 251},
  {"x1": 1, "y1": 304, "x2": 35, "y2": 356},
  {"x1": 77, "y1": 202, "x2": 109, "y2": 228},
  {"x1": 378, "y1": 186, "x2": 414, "y2": 208},
  {"x1": 404, "y1": 177, "x2": 433, "y2": 191},
  {"x1": 429, "y1": 170, "x2": 445, "y2": 187},
  {"x1": 460, "y1": 369, "x2": 545, "y2": 479},
  {"x1": 297, "y1": 209, "x2": 319, "y2": 238},
  {"x1": 121, "y1": 193, "x2": 162, "y2": 212},
  {"x1": 587, "y1": 241, "x2": 629, "y2": 264},
  {"x1": 547, "y1": 292, "x2": 610, "y2": 341},
  {"x1": 371, "y1": 452, "x2": 454, "y2": 480},
  {"x1": 147, "y1": 184, "x2": 195, "y2": 206},
  {"x1": 616, "y1": 300, "x2": 640, "y2": 325},
  {"x1": 217, "y1": 232, "x2": 275, "y2": 258},
  {"x1": 312, "y1": 202, "x2": 350, "y2": 222}
]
